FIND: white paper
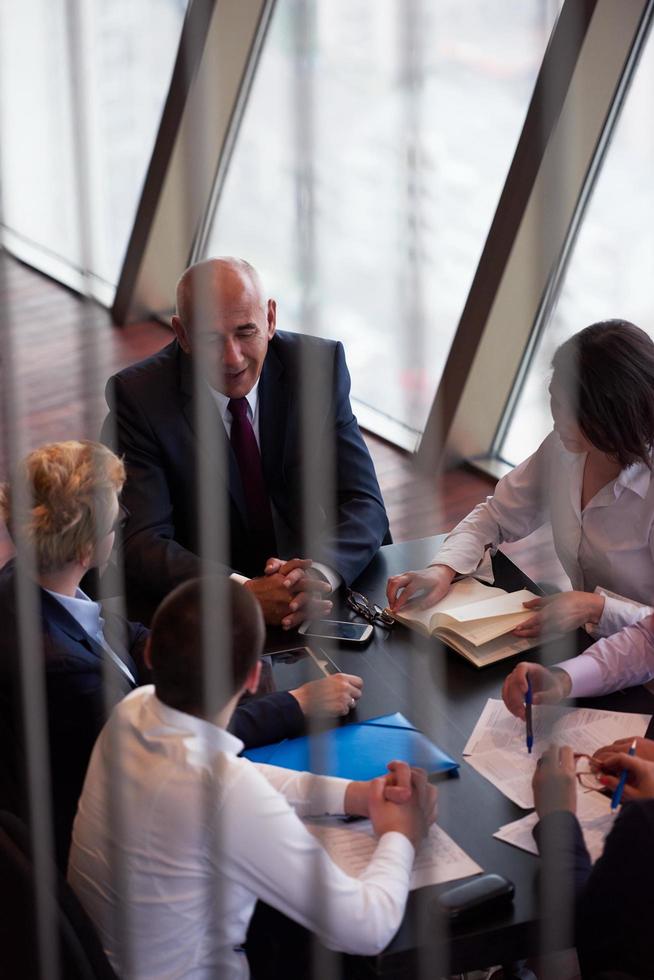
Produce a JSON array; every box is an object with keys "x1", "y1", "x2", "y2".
[
  {"x1": 493, "y1": 789, "x2": 616, "y2": 864},
  {"x1": 305, "y1": 819, "x2": 482, "y2": 890},
  {"x1": 463, "y1": 699, "x2": 650, "y2": 810}
]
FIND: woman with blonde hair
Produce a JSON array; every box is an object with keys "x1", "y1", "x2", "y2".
[{"x1": 0, "y1": 440, "x2": 146, "y2": 867}]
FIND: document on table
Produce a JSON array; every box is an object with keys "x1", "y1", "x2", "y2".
[
  {"x1": 305, "y1": 818, "x2": 482, "y2": 890},
  {"x1": 463, "y1": 699, "x2": 650, "y2": 810},
  {"x1": 494, "y1": 789, "x2": 616, "y2": 864}
]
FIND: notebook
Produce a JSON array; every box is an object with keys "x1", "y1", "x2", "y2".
[
  {"x1": 243, "y1": 712, "x2": 459, "y2": 781},
  {"x1": 393, "y1": 577, "x2": 540, "y2": 668}
]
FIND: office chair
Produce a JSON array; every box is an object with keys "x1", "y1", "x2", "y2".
[{"x1": 0, "y1": 810, "x2": 118, "y2": 980}]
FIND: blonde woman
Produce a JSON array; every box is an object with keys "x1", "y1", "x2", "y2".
[{"x1": 0, "y1": 441, "x2": 145, "y2": 867}]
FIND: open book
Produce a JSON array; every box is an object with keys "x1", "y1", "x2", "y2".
[{"x1": 393, "y1": 577, "x2": 539, "y2": 668}]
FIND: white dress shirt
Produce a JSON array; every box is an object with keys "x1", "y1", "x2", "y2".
[
  {"x1": 45, "y1": 586, "x2": 135, "y2": 685},
  {"x1": 209, "y1": 381, "x2": 341, "y2": 592},
  {"x1": 432, "y1": 432, "x2": 654, "y2": 637},
  {"x1": 68, "y1": 687, "x2": 414, "y2": 980}
]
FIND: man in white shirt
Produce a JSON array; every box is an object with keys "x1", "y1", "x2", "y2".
[{"x1": 68, "y1": 577, "x2": 436, "y2": 979}]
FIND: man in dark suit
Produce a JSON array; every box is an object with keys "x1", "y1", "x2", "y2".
[{"x1": 103, "y1": 257, "x2": 390, "y2": 628}]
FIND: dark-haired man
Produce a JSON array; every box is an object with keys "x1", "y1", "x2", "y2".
[
  {"x1": 68, "y1": 579, "x2": 436, "y2": 979},
  {"x1": 103, "y1": 256, "x2": 390, "y2": 628}
]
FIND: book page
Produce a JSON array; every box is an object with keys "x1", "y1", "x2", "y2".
[
  {"x1": 305, "y1": 818, "x2": 482, "y2": 890},
  {"x1": 447, "y1": 630, "x2": 537, "y2": 667},
  {"x1": 494, "y1": 789, "x2": 616, "y2": 864},
  {"x1": 394, "y1": 577, "x2": 507, "y2": 633},
  {"x1": 463, "y1": 698, "x2": 650, "y2": 809},
  {"x1": 442, "y1": 609, "x2": 535, "y2": 647},
  {"x1": 440, "y1": 589, "x2": 536, "y2": 626}
]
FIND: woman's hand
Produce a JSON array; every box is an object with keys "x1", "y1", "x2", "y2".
[
  {"x1": 512, "y1": 591, "x2": 605, "y2": 638},
  {"x1": 386, "y1": 565, "x2": 456, "y2": 613},
  {"x1": 593, "y1": 736, "x2": 654, "y2": 766},
  {"x1": 596, "y1": 752, "x2": 654, "y2": 802}
]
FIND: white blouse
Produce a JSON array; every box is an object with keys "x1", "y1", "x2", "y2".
[{"x1": 432, "y1": 432, "x2": 654, "y2": 637}]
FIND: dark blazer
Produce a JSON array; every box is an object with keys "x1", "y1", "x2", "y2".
[
  {"x1": 102, "y1": 332, "x2": 389, "y2": 617},
  {"x1": 0, "y1": 561, "x2": 303, "y2": 869},
  {"x1": 0, "y1": 561, "x2": 145, "y2": 869},
  {"x1": 535, "y1": 803, "x2": 654, "y2": 979}
]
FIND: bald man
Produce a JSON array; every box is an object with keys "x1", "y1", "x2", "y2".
[{"x1": 102, "y1": 257, "x2": 390, "y2": 630}]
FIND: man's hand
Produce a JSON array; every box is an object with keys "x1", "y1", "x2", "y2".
[
  {"x1": 264, "y1": 557, "x2": 329, "y2": 586},
  {"x1": 246, "y1": 569, "x2": 332, "y2": 629},
  {"x1": 593, "y1": 736, "x2": 654, "y2": 766},
  {"x1": 290, "y1": 673, "x2": 363, "y2": 717},
  {"x1": 533, "y1": 744, "x2": 577, "y2": 818},
  {"x1": 501, "y1": 662, "x2": 571, "y2": 720},
  {"x1": 367, "y1": 761, "x2": 437, "y2": 849},
  {"x1": 512, "y1": 591, "x2": 605, "y2": 639},
  {"x1": 595, "y1": 752, "x2": 654, "y2": 801},
  {"x1": 386, "y1": 565, "x2": 455, "y2": 613},
  {"x1": 344, "y1": 763, "x2": 438, "y2": 820}
]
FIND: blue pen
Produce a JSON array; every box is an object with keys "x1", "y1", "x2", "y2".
[
  {"x1": 610, "y1": 738, "x2": 637, "y2": 810},
  {"x1": 525, "y1": 676, "x2": 534, "y2": 754}
]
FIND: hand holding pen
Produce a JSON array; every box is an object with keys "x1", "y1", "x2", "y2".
[
  {"x1": 595, "y1": 744, "x2": 654, "y2": 804},
  {"x1": 610, "y1": 739, "x2": 637, "y2": 810}
]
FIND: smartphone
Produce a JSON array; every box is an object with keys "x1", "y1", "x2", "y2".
[
  {"x1": 298, "y1": 620, "x2": 373, "y2": 643},
  {"x1": 269, "y1": 646, "x2": 340, "y2": 690}
]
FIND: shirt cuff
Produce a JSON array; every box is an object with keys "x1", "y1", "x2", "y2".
[
  {"x1": 311, "y1": 562, "x2": 341, "y2": 593},
  {"x1": 554, "y1": 653, "x2": 605, "y2": 698},
  {"x1": 428, "y1": 547, "x2": 494, "y2": 584},
  {"x1": 373, "y1": 831, "x2": 416, "y2": 871},
  {"x1": 230, "y1": 572, "x2": 250, "y2": 586},
  {"x1": 593, "y1": 587, "x2": 654, "y2": 637}
]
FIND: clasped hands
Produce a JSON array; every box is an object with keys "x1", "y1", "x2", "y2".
[
  {"x1": 247, "y1": 556, "x2": 333, "y2": 629},
  {"x1": 345, "y1": 760, "x2": 438, "y2": 849}
]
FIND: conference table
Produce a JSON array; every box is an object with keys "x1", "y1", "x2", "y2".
[{"x1": 261, "y1": 535, "x2": 654, "y2": 978}]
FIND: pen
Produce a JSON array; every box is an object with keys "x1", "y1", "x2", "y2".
[
  {"x1": 525, "y1": 676, "x2": 533, "y2": 754},
  {"x1": 610, "y1": 738, "x2": 637, "y2": 810}
]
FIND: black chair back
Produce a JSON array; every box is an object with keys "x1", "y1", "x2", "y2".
[{"x1": 0, "y1": 810, "x2": 118, "y2": 980}]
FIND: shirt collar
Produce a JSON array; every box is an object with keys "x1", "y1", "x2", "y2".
[
  {"x1": 615, "y1": 459, "x2": 652, "y2": 500},
  {"x1": 209, "y1": 380, "x2": 259, "y2": 426},
  {"x1": 44, "y1": 586, "x2": 103, "y2": 640},
  {"x1": 148, "y1": 690, "x2": 244, "y2": 757}
]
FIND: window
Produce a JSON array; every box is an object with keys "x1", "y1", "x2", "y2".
[
  {"x1": 499, "y1": 23, "x2": 654, "y2": 465},
  {"x1": 204, "y1": 0, "x2": 560, "y2": 447},
  {"x1": 0, "y1": 0, "x2": 187, "y2": 300}
]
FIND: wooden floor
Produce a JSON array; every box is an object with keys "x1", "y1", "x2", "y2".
[{"x1": 0, "y1": 251, "x2": 565, "y2": 586}]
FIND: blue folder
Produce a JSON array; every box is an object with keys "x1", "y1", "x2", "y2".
[{"x1": 243, "y1": 712, "x2": 459, "y2": 781}]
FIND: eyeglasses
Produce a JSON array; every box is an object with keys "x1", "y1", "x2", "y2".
[
  {"x1": 345, "y1": 589, "x2": 395, "y2": 630},
  {"x1": 105, "y1": 503, "x2": 130, "y2": 537},
  {"x1": 574, "y1": 753, "x2": 604, "y2": 793}
]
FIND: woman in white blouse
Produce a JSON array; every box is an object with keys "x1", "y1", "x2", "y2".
[{"x1": 387, "y1": 320, "x2": 654, "y2": 640}]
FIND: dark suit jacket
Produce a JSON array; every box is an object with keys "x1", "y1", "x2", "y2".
[
  {"x1": 0, "y1": 562, "x2": 303, "y2": 869},
  {"x1": 102, "y1": 331, "x2": 389, "y2": 618},
  {"x1": 535, "y1": 804, "x2": 654, "y2": 979}
]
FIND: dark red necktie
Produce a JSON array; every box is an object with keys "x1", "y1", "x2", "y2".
[{"x1": 228, "y1": 397, "x2": 277, "y2": 567}]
